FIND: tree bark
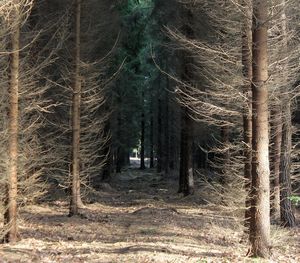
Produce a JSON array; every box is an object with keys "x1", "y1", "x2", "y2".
[
  {"x1": 270, "y1": 106, "x2": 282, "y2": 222},
  {"x1": 179, "y1": 107, "x2": 194, "y2": 195},
  {"x1": 3, "y1": 4, "x2": 21, "y2": 243},
  {"x1": 249, "y1": 0, "x2": 270, "y2": 258},
  {"x1": 69, "y1": 0, "x2": 83, "y2": 216},
  {"x1": 164, "y1": 85, "x2": 170, "y2": 175},
  {"x1": 178, "y1": 4, "x2": 194, "y2": 195},
  {"x1": 242, "y1": 0, "x2": 253, "y2": 229},
  {"x1": 140, "y1": 109, "x2": 146, "y2": 170},
  {"x1": 157, "y1": 96, "x2": 163, "y2": 173},
  {"x1": 278, "y1": 0, "x2": 295, "y2": 228},
  {"x1": 150, "y1": 111, "x2": 154, "y2": 168},
  {"x1": 280, "y1": 102, "x2": 296, "y2": 227}
]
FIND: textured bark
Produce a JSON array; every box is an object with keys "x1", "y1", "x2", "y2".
[
  {"x1": 150, "y1": 112, "x2": 154, "y2": 168},
  {"x1": 164, "y1": 86, "x2": 170, "y2": 175},
  {"x1": 179, "y1": 107, "x2": 194, "y2": 196},
  {"x1": 242, "y1": 0, "x2": 253, "y2": 229},
  {"x1": 178, "y1": 4, "x2": 194, "y2": 195},
  {"x1": 140, "y1": 110, "x2": 146, "y2": 170},
  {"x1": 115, "y1": 113, "x2": 124, "y2": 173},
  {"x1": 270, "y1": 106, "x2": 282, "y2": 222},
  {"x1": 3, "y1": 5, "x2": 21, "y2": 243},
  {"x1": 280, "y1": 103, "x2": 296, "y2": 227},
  {"x1": 278, "y1": 0, "x2": 295, "y2": 228},
  {"x1": 157, "y1": 97, "x2": 163, "y2": 173},
  {"x1": 69, "y1": 0, "x2": 83, "y2": 216},
  {"x1": 249, "y1": 0, "x2": 270, "y2": 258}
]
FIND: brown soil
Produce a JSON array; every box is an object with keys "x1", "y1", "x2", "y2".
[{"x1": 0, "y1": 169, "x2": 299, "y2": 262}]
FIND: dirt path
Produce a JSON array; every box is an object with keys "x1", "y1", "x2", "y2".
[{"x1": 0, "y1": 169, "x2": 299, "y2": 262}]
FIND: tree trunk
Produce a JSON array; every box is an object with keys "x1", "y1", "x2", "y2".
[
  {"x1": 115, "y1": 112, "x2": 123, "y2": 173},
  {"x1": 69, "y1": 0, "x2": 83, "y2": 216},
  {"x1": 278, "y1": 0, "x2": 295, "y2": 228},
  {"x1": 280, "y1": 102, "x2": 296, "y2": 227},
  {"x1": 164, "y1": 86, "x2": 170, "y2": 175},
  {"x1": 242, "y1": 0, "x2": 253, "y2": 229},
  {"x1": 150, "y1": 111, "x2": 154, "y2": 168},
  {"x1": 157, "y1": 96, "x2": 163, "y2": 173},
  {"x1": 270, "y1": 106, "x2": 282, "y2": 222},
  {"x1": 3, "y1": 4, "x2": 21, "y2": 243},
  {"x1": 249, "y1": 0, "x2": 270, "y2": 258},
  {"x1": 169, "y1": 105, "x2": 176, "y2": 171},
  {"x1": 179, "y1": 107, "x2": 194, "y2": 195},
  {"x1": 140, "y1": 109, "x2": 146, "y2": 170},
  {"x1": 178, "y1": 4, "x2": 194, "y2": 195}
]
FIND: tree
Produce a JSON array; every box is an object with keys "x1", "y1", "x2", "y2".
[
  {"x1": 241, "y1": 0, "x2": 253, "y2": 229},
  {"x1": 178, "y1": 3, "x2": 195, "y2": 196},
  {"x1": 249, "y1": 0, "x2": 270, "y2": 258},
  {"x1": 69, "y1": 0, "x2": 83, "y2": 216},
  {"x1": 1, "y1": 0, "x2": 51, "y2": 243},
  {"x1": 278, "y1": 0, "x2": 296, "y2": 228},
  {"x1": 3, "y1": 0, "x2": 21, "y2": 243}
]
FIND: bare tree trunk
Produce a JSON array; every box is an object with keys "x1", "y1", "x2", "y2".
[
  {"x1": 150, "y1": 111, "x2": 154, "y2": 168},
  {"x1": 270, "y1": 106, "x2": 282, "y2": 222},
  {"x1": 140, "y1": 109, "x2": 146, "y2": 170},
  {"x1": 157, "y1": 96, "x2": 163, "y2": 173},
  {"x1": 278, "y1": 0, "x2": 295, "y2": 229},
  {"x1": 164, "y1": 87, "x2": 170, "y2": 175},
  {"x1": 3, "y1": 4, "x2": 21, "y2": 243},
  {"x1": 178, "y1": 110, "x2": 185, "y2": 193},
  {"x1": 69, "y1": 0, "x2": 83, "y2": 216},
  {"x1": 249, "y1": 0, "x2": 270, "y2": 258},
  {"x1": 242, "y1": 0, "x2": 253, "y2": 229},
  {"x1": 280, "y1": 102, "x2": 296, "y2": 227},
  {"x1": 179, "y1": 107, "x2": 194, "y2": 195},
  {"x1": 178, "y1": 4, "x2": 194, "y2": 195}
]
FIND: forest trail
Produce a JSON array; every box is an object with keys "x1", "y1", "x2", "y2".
[{"x1": 0, "y1": 168, "x2": 299, "y2": 263}]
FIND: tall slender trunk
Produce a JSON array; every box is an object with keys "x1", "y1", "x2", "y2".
[
  {"x1": 178, "y1": 110, "x2": 185, "y2": 193},
  {"x1": 140, "y1": 109, "x2": 146, "y2": 170},
  {"x1": 278, "y1": 0, "x2": 295, "y2": 228},
  {"x1": 270, "y1": 106, "x2": 282, "y2": 222},
  {"x1": 280, "y1": 102, "x2": 296, "y2": 227},
  {"x1": 249, "y1": 0, "x2": 270, "y2": 258},
  {"x1": 169, "y1": 102, "x2": 176, "y2": 171},
  {"x1": 116, "y1": 113, "x2": 123, "y2": 173},
  {"x1": 150, "y1": 111, "x2": 154, "y2": 168},
  {"x1": 169, "y1": 127, "x2": 175, "y2": 171},
  {"x1": 157, "y1": 96, "x2": 163, "y2": 173},
  {"x1": 179, "y1": 107, "x2": 194, "y2": 195},
  {"x1": 164, "y1": 86, "x2": 170, "y2": 175},
  {"x1": 3, "y1": 4, "x2": 21, "y2": 243},
  {"x1": 178, "y1": 5, "x2": 194, "y2": 195},
  {"x1": 69, "y1": 0, "x2": 82, "y2": 216},
  {"x1": 242, "y1": 0, "x2": 253, "y2": 228}
]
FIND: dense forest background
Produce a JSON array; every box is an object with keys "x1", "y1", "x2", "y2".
[{"x1": 0, "y1": 0, "x2": 299, "y2": 262}]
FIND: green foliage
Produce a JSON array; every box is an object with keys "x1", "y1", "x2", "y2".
[
  {"x1": 110, "y1": 0, "x2": 159, "y2": 154},
  {"x1": 288, "y1": 195, "x2": 300, "y2": 206}
]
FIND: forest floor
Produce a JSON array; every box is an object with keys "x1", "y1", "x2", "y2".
[{"x1": 0, "y1": 167, "x2": 299, "y2": 263}]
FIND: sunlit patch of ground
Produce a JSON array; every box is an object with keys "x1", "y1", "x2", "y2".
[{"x1": 0, "y1": 169, "x2": 299, "y2": 262}]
